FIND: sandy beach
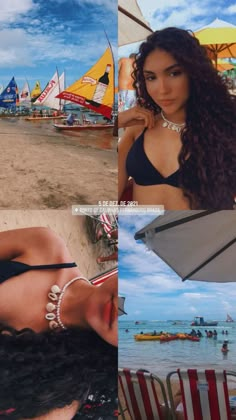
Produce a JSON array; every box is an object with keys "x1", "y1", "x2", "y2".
[
  {"x1": 0, "y1": 210, "x2": 117, "y2": 278},
  {"x1": 0, "y1": 118, "x2": 117, "y2": 209}
]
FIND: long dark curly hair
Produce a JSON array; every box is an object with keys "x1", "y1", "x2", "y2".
[
  {"x1": 133, "y1": 27, "x2": 236, "y2": 209},
  {"x1": 0, "y1": 325, "x2": 117, "y2": 420}
]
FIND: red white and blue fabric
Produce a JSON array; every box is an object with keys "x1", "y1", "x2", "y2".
[
  {"x1": 118, "y1": 368, "x2": 163, "y2": 420},
  {"x1": 178, "y1": 369, "x2": 231, "y2": 420}
]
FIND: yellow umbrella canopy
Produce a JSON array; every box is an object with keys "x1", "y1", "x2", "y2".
[
  {"x1": 212, "y1": 59, "x2": 235, "y2": 71},
  {"x1": 194, "y1": 18, "x2": 236, "y2": 65}
]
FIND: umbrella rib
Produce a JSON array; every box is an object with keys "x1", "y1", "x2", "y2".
[
  {"x1": 135, "y1": 210, "x2": 218, "y2": 239},
  {"x1": 182, "y1": 237, "x2": 236, "y2": 281},
  {"x1": 118, "y1": 6, "x2": 153, "y2": 33}
]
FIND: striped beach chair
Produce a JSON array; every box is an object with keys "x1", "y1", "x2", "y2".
[
  {"x1": 90, "y1": 267, "x2": 125, "y2": 317},
  {"x1": 167, "y1": 369, "x2": 236, "y2": 420},
  {"x1": 118, "y1": 368, "x2": 171, "y2": 420},
  {"x1": 89, "y1": 267, "x2": 118, "y2": 285}
]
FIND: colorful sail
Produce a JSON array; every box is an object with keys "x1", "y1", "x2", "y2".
[
  {"x1": 34, "y1": 71, "x2": 65, "y2": 110},
  {"x1": 19, "y1": 81, "x2": 31, "y2": 106},
  {"x1": 0, "y1": 77, "x2": 18, "y2": 108},
  {"x1": 31, "y1": 81, "x2": 41, "y2": 101},
  {"x1": 57, "y1": 47, "x2": 114, "y2": 119}
]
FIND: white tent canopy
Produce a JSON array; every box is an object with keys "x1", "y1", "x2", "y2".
[
  {"x1": 135, "y1": 210, "x2": 236, "y2": 282},
  {"x1": 118, "y1": 0, "x2": 152, "y2": 46}
]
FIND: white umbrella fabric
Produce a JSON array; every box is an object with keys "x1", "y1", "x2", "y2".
[
  {"x1": 118, "y1": 0, "x2": 153, "y2": 46},
  {"x1": 135, "y1": 210, "x2": 236, "y2": 282}
]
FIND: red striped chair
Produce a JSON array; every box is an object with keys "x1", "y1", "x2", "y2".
[
  {"x1": 118, "y1": 368, "x2": 171, "y2": 420},
  {"x1": 166, "y1": 369, "x2": 236, "y2": 420},
  {"x1": 89, "y1": 267, "x2": 118, "y2": 285}
]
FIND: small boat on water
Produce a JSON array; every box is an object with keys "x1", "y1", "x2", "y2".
[
  {"x1": 53, "y1": 122, "x2": 114, "y2": 131},
  {"x1": 226, "y1": 314, "x2": 234, "y2": 322},
  {"x1": 191, "y1": 316, "x2": 218, "y2": 327}
]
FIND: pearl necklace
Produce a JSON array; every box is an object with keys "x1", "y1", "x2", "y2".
[
  {"x1": 161, "y1": 110, "x2": 185, "y2": 133},
  {"x1": 45, "y1": 276, "x2": 90, "y2": 330}
]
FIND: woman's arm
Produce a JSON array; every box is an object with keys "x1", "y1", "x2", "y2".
[
  {"x1": 118, "y1": 106, "x2": 155, "y2": 129},
  {"x1": 0, "y1": 227, "x2": 63, "y2": 261},
  {"x1": 118, "y1": 127, "x2": 137, "y2": 201}
]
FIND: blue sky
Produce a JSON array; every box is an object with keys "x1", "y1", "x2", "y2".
[
  {"x1": 119, "y1": 0, "x2": 236, "y2": 57},
  {"x1": 119, "y1": 214, "x2": 236, "y2": 321},
  {"x1": 0, "y1": 0, "x2": 117, "y2": 92}
]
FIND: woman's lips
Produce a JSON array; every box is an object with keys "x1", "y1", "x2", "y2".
[{"x1": 159, "y1": 100, "x2": 174, "y2": 106}]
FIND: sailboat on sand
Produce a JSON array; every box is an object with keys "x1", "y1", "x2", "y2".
[
  {"x1": 0, "y1": 77, "x2": 18, "y2": 109},
  {"x1": 54, "y1": 47, "x2": 114, "y2": 131},
  {"x1": 26, "y1": 71, "x2": 66, "y2": 121}
]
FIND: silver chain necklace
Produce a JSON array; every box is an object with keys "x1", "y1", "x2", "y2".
[
  {"x1": 161, "y1": 110, "x2": 185, "y2": 133},
  {"x1": 45, "y1": 276, "x2": 90, "y2": 330}
]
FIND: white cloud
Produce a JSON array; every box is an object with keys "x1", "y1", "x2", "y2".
[
  {"x1": 0, "y1": 0, "x2": 35, "y2": 23},
  {"x1": 225, "y1": 4, "x2": 236, "y2": 14}
]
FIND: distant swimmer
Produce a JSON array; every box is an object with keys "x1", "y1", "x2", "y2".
[
  {"x1": 125, "y1": 329, "x2": 129, "y2": 333},
  {"x1": 221, "y1": 342, "x2": 229, "y2": 353}
]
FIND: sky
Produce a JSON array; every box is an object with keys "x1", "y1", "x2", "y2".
[
  {"x1": 0, "y1": 0, "x2": 117, "y2": 92},
  {"x1": 119, "y1": 0, "x2": 236, "y2": 57},
  {"x1": 119, "y1": 214, "x2": 236, "y2": 322}
]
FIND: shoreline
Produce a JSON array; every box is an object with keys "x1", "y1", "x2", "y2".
[{"x1": 0, "y1": 119, "x2": 117, "y2": 208}]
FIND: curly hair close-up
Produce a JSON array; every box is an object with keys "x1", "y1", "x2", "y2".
[
  {"x1": 0, "y1": 325, "x2": 117, "y2": 420},
  {"x1": 133, "y1": 27, "x2": 236, "y2": 209}
]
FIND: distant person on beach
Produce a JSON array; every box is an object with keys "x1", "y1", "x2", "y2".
[
  {"x1": 118, "y1": 27, "x2": 236, "y2": 209},
  {"x1": 118, "y1": 53, "x2": 137, "y2": 112},
  {"x1": 66, "y1": 113, "x2": 75, "y2": 126}
]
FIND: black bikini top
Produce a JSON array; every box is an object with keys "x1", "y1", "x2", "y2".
[
  {"x1": 126, "y1": 129, "x2": 181, "y2": 187},
  {"x1": 0, "y1": 260, "x2": 77, "y2": 284}
]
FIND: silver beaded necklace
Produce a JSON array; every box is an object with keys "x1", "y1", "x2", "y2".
[
  {"x1": 45, "y1": 276, "x2": 90, "y2": 330},
  {"x1": 161, "y1": 110, "x2": 185, "y2": 133}
]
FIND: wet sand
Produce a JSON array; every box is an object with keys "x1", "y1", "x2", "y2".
[
  {"x1": 0, "y1": 210, "x2": 117, "y2": 278},
  {"x1": 0, "y1": 117, "x2": 117, "y2": 209}
]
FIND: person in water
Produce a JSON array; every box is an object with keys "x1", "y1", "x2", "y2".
[{"x1": 118, "y1": 27, "x2": 236, "y2": 209}]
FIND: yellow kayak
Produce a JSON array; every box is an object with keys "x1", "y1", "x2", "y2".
[{"x1": 134, "y1": 334, "x2": 166, "y2": 341}]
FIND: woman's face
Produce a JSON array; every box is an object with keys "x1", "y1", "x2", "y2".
[
  {"x1": 84, "y1": 274, "x2": 118, "y2": 347},
  {"x1": 143, "y1": 48, "x2": 189, "y2": 118}
]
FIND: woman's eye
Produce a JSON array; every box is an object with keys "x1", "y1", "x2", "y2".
[
  {"x1": 170, "y1": 70, "x2": 182, "y2": 77},
  {"x1": 145, "y1": 75, "x2": 155, "y2": 81}
]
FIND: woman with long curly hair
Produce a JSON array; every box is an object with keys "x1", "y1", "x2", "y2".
[
  {"x1": 0, "y1": 326, "x2": 117, "y2": 419},
  {"x1": 118, "y1": 27, "x2": 236, "y2": 209}
]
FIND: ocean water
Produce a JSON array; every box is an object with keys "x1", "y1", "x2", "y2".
[{"x1": 119, "y1": 320, "x2": 236, "y2": 379}]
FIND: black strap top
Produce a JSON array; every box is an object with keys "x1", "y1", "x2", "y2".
[
  {"x1": 0, "y1": 261, "x2": 77, "y2": 284},
  {"x1": 126, "y1": 129, "x2": 181, "y2": 187}
]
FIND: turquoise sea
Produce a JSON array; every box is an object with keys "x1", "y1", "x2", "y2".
[{"x1": 119, "y1": 320, "x2": 236, "y2": 379}]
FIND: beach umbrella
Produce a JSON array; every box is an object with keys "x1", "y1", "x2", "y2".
[
  {"x1": 194, "y1": 18, "x2": 236, "y2": 68},
  {"x1": 214, "y1": 59, "x2": 235, "y2": 72},
  {"x1": 118, "y1": 0, "x2": 153, "y2": 46},
  {"x1": 135, "y1": 210, "x2": 236, "y2": 282},
  {"x1": 118, "y1": 296, "x2": 127, "y2": 316}
]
